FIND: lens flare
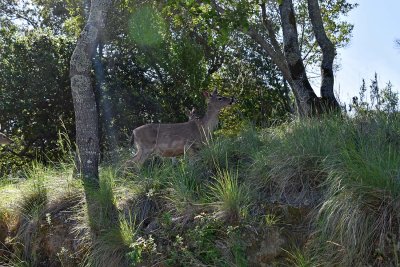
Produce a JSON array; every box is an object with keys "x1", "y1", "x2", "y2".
[{"x1": 129, "y1": 6, "x2": 165, "y2": 46}]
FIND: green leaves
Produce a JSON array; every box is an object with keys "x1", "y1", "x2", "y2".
[
  {"x1": 129, "y1": 5, "x2": 166, "y2": 46},
  {"x1": 0, "y1": 28, "x2": 75, "y2": 175}
]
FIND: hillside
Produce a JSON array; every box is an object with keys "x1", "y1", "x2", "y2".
[{"x1": 1, "y1": 113, "x2": 400, "y2": 267}]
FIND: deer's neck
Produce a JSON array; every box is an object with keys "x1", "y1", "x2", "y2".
[{"x1": 200, "y1": 108, "x2": 219, "y2": 134}]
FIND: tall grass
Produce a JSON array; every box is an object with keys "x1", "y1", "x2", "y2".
[
  {"x1": 83, "y1": 227, "x2": 130, "y2": 267},
  {"x1": 168, "y1": 160, "x2": 202, "y2": 207},
  {"x1": 208, "y1": 168, "x2": 249, "y2": 222},
  {"x1": 2, "y1": 112, "x2": 400, "y2": 266},
  {"x1": 13, "y1": 163, "x2": 48, "y2": 264},
  {"x1": 196, "y1": 127, "x2": 263, "y2": 172},
  {"x1": 308, "y1": 115, "x2": 400, "y2": 266},
  {"x1": 19, "y1": 162, "x2": 48, "y2": 218},
  {"x1": 249, "y1": 117, "x2": 344, "y2": 205},
  {"x1": 6, "y1": 161, "x2": 85, "y2": 266},
  {"x1": 243, "y1": 113, "x2": 400, "y2": 265},
  {"x1": 312, "y1": 178, "x2": 400, "y2": 265}
]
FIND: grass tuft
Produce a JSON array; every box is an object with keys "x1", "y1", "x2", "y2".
[
  {"x1": 208, "y1": 168, "x2": 249, "y2": 222},
  {"x1": 284, "y1": 247, "x2": 316, "y2": 267}
]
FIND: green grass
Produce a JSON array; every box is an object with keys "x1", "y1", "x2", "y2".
[
  {"x1": 167, "y1": 160, "x2": 202, "y2": 207},
  {"x1": 301, "y1": 114, "x2": 400, "y2": 266},
  {"x1": 1, "y1": 112, "x2": 400, "y2": 266},
  {"x1": 284, "y1": 248, "x2": 316, "y2": 267},
  {"x1": 208, "y1": 168, "x2": 249, "y2": 222}
]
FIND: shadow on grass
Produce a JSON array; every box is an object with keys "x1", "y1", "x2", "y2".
[{"x1": 81, "y1": 169, "x2": 131, "y2": 267}]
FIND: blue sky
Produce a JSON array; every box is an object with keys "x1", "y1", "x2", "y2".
[{"x1": 335, "y1": 0, "x2": 400, "y2": 104}]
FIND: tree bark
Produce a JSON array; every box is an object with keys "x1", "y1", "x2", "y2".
[
  {"x1": 307, "y1": 0, "x2": 340, "y2": 111},
  {"x1": 70, "y1": 0, "x2": 112, "y2": 185},
  {"x1": 279, "y1": 0, "x2": 318, "y2": 116}
]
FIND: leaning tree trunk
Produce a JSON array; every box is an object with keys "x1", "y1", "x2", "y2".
[
  {"x1": 307, "y1": 0, "x2": 340, "y2": 111},
  {"x1": 70, "y1": 0, "x2": 112, "y2": 185},
  {"x1": 279, "y1": 0, "x2": 319, "y2": 116}
]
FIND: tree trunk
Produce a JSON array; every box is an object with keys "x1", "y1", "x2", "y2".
[
  {"x1": 70, "y1": 0, "x2": 112, "y2": 185},
  {"x1": 209, "y1": 0, "x2": 341, "y2": 116},
  {"x1": 279, "y1": 0, "x2": 318, "y2": 116},
  {"x1": 307, "y1": 0, "x2": 340, "y2": 111}
]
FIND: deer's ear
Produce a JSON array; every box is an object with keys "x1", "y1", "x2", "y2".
[
  {"x1": 203, "y1": 91, "x2": 210, "y2": 98},
  {"x1": 212, "y1": 88, "x2": 218, "y2": 96}
]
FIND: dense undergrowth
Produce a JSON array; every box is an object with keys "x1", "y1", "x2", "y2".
[{"x1": 1, "y1": 112, "x2": 400, "y2": 266}]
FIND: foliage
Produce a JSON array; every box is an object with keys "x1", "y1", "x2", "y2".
[
  {"x1": 1, "y1": 0, "x2": 301, "y2": 173},
  {"x1": 1, "y1": 0, "x2": 356, "y2": 176},
  {"x1": 0, "y1": 28, "x2": 75, "y2": 176},
  {"x1": 351, "y1": 73, "x2": 399, "y2": 115}
]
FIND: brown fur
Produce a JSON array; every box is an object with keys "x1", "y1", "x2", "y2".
[
  {"x1": 130, "y1": 89, "x2": 235, "y2": 165},
  {"x1": 185, "y1": 107, "x2": 199, "y2": 120},
  {"x1": 0, "y1": 133, "x2": 12, "y2": 145}
]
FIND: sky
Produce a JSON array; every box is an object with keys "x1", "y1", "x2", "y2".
[{"x1": 334, "y1": 0, "x2": 400, "y2": 104}]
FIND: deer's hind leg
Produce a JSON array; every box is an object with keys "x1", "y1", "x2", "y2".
[{"x1": 132, "y1": 144, "x2": 153, "y2": 166}]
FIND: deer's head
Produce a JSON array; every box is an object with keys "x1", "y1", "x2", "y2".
[
  {"x1": 0, "y1": 133, "x2": 12, "y2": 145},
  {"x1": 204, "y1": 88, "x2": 235, "y2": 112},
  {"x1": 185, "y1": 107, "x2": 199, "y2": 120}
]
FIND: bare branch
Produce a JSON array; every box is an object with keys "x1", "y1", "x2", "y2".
[
  {"x1": 0, "y1": 4, "x2": 38, "y2": 28},
  {"x1": 298, "y1": 7, "x2": 307, "y2": 54},
  {"x1": 302, "y1": 41, "x2": 317, "y2": 62},
  {"x1": 247, "y1": 27, "x2": 293, "y2": 86},
  {"x1": 260, "y1": 2, "x2": 281, "y2": 53}
]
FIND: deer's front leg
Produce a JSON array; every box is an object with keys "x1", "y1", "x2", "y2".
[
  {"x1": 125, "y1": 145, "x2": 152, "y2": 169},
  {"x1": 183, "y1": 141, "x2": 200, "y2": 159}
]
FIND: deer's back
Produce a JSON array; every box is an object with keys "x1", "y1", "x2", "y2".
[{"x1": 133, "y1": 120, "x2": 202, "y2": 145}]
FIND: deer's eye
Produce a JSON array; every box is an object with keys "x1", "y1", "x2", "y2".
[{"x1": 217, "y1": 97, "x2": 223, "y2": 101}]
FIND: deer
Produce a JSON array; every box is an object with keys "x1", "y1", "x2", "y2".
[
  {"x1": 184, "y1": 107, "x2": 199, "y2": 121},
  {"x1": 129, "y1": 89, "x2": 235, "y2": 166},
  {"x1": 0, "y1": 132, "x2": 12, "y2": 145}
]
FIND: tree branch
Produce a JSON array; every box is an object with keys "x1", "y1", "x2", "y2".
[
  {"x1": 302, "y1": 41, "x2": 317, "y2": 62},
  {"x1": 207, "y1": 0, "x2": 293, "y2": 86},
  {"x1": 307, "y1": 0, "x2": 338, "y2": 107},
  {"x1": 246, "y1": 27, "x2": 293, "y2": 86},
  {"x1": 260, "y1": 2, "x2": 281, "y2": 54},
  {"x1": 298, "y1": 8, "x2": 306, "y2": 54},
  {"x1": 0, "y1": 5, "x2": 38, "y2": 28}
]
